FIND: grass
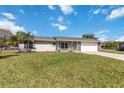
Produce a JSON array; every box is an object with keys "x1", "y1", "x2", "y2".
[
  {"x1": 0, "y1": 50, "x2": 124, "y2": 88},
  {"x1": 101, "y1": 49, "x2": 124, "y2": 55}
]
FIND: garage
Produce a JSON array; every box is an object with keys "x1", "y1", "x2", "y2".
[{"x1": 81, "y1": 42, "x2": 98, "y2": 52}]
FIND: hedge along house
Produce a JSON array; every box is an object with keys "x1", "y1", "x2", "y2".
[{"x1": 19, "y1": 36, "x2": 100, "y2": 52}]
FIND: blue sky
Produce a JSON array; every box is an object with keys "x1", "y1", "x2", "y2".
[{"x1": 0, "y1": 5, "x2": 124, "y2": 41}]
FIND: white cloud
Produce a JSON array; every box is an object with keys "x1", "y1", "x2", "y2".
[
  {"x1": 93, "y1": 9, "x2": 101, "y2": 14},
  {"x1": 48, "y1": 5, "x2": 77, "y2": 15},
  {"x1": 101, "y1": 9, "x2": 108, "y2": 14},
  {"x1": 59, "y1": 5, "x2": 75, "y2": 15},
  {"x1": 95, "y1": 29, "x2": 109, "y2": 34},
  {"x1": 116, "y1": 35, "x2": 124, "y2": 41},
  {"x1": 51, "y1": 15, "x2": 70, "y2": 31},
  {"x1": 109, "y1": 5, "x2": 120, "y2": 10},
  {"x1": 57, "y1": 16, "x2": 64, "y2": 23},
  {"x1": 48, "y1": 5, "x2": 56, "y2": 10},
  {"x1": 52, "y1": 23, "x2": 67, "y2": 31},
  {"x1": 19, "y1": 9, "x2": 25, "y2": 14},
  {"x1": 74, "y1": 11, "x2": 78, "y2": 15},
  {"x1": 98, "y1": 37, "x2": 107, "y2": 41},
  {"x1": 2, "y1": 12, "x2": 16, "y2": 20},
  {"x1": 32, "y1": 30, "x2": 37, "y2": 35},
  {"x1": 57, "y1": 16, "x2": 71, "y2": 24},
  {"x1": 0, "y1": 19, "x2": 25, "y2": 34},
  {"x1": 92, "y1": 8, "x2": 108, "y2": 15},
  {"x1": 95, "y1": 29, "x2": 110, "y2": 41},
  {"x1": 106, "y1": 7, "x2": 124, "y2": 20}
]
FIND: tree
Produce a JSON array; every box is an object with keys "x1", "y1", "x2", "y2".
[
  {"x1": 112, "y1": 41, "x2": 120, "y2": 49},
  {"x1": 0, "y1": 37, "x2": 7, "y2": 50},
  {"x1": 24, "y1": 32, "x2": 34, "y2": 51},
  {"x1": 25, "y1": 32, "x2": 34, "y2": 41},
  {"x1": 10, "y1": 31, "x2": 33, "y2": 52},
  {"x1": 82, "y1": 33, "x2": 97, "y2": 39},
  {"x1": 101, "y1": 41, "x2": 120, "y2": 49},
  {"x1": 0, "y1": 29, "x2": 13, "y2": 50},
  {"x1": 8, "y1": 35, "x2": 17, "y2": 47}
]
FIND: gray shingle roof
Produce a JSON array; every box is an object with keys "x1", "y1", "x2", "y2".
[
  {"x1": 54, "y1": 36, "x2": 82, "y2": 41},
  {"x1": 34, "y1": 36, "x2": 55, "y2": 41},
  {"x1": 34, "y1": 36, "x2": 99, "y2": 42}
]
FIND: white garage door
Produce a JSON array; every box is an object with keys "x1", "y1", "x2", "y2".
[
  {"x1": 81, "y1": 42, "x2": 98, "y2": 52},
  {"x1": 35, "y1": 43, "x2": 56, "y2": 51}
]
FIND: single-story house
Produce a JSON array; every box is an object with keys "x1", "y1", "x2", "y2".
[
  {"x1": 19, "y1": 36, "x2": 101, "y2": 52},
  {"x1": 118, "y1": 42, "x2": 124, "y2": 51}
]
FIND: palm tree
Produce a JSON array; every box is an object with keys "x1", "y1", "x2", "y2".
[
  {"x1": 15, "y1": 31, "x2": 26, "y2": 52},
  {"x1": 9, "y1": 31, "x2": 33, "y2": 52},
  {"x1": 8, "y1": 35, "x2": 17, "y2": 47},
  {"x1": 25, "y1": 32, "x2": 34, "y2": 51},
  {"x1": 82, "y1": 33, "x2": 97, "y2": 39}
]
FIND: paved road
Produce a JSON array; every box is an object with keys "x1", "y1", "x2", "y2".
[{"x1": 84, "y1": 52, "x2": 124, "y2": 61}]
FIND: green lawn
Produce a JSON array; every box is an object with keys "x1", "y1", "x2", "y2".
[
  {"x1": 101, "y1": 49, "x2": 124, "y2": 55},
  {"x1": 0, "y1": 50, "x2": 124, "y2": 88}
]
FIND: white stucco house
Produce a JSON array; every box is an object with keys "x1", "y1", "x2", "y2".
[{"x1": 19, "y1": 36, "x2": 101, "y2": 52}]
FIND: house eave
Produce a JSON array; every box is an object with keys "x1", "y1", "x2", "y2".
[
  {"x1": 33, "y1": 36, "x2": 99, "y2": 42},
  {"x1": 34, "y1": 39, "x2": 55, "y2": 42}
]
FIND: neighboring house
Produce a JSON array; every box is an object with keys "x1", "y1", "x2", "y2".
[
  {"x1": 19, "y1": 36, "x2": 100, "y2": 52},
  {"x1": 118, "y1": 42, "x2": 124, "y2": 51}
]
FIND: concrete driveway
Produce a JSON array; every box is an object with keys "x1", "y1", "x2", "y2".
[{"x1": 83, "y1": 52, "x2": 124, "y2": 61}]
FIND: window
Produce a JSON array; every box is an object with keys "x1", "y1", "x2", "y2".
[
  {"x1": 29, "y1": 44, "x2": 33, "y2": 49},
  {"x1": 61, "y1": 43, "x2": 65, "y2": 49},
  {"x1": 61, "y1": 42, "x2": 69, "y2": 50},
  {"x1": 65, "y1": 43, "x2": 68, "y2": 49},
  {"x1": 24, "y1": 44, "x2": 27, "y2": 48}
]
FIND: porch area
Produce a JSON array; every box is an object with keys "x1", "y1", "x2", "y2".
[{"x1": 56, "y1": 41, "x2": 81, "y2": 52}]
